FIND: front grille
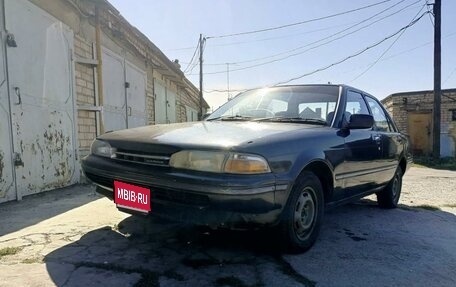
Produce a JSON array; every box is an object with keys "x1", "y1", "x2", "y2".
[
  {"x1": 154, "y1": 188, "x2": 210, "y2": 206},
  {"x1": 113, "y1": 150, "x2": 170, "y2": 166},
  {"x1": 85, "y1": 172, "x2": 210, "y2": 207}
]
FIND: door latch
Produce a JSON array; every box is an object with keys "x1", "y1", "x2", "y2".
[{"x1": 13, "y1": 152, "x2": 24, "y2": 167}]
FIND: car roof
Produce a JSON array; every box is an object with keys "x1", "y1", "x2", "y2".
[{"x1": 273, "y1": 84, "x2": 377, "y2": 99}]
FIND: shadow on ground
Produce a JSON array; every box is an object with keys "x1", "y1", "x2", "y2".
[
  {"x1": 44, "y1": 201, "x2": 456, "y2": 287},
  {"x1": 0, "y1": 185, "x2": 99, "y2": 236}
]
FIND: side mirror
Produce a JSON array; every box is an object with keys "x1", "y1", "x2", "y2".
[{"x1": 347, "y1": 114, "x2": 374, "y2": 129}]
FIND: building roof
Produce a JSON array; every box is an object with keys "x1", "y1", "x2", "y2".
[
  {"x1": 382, "y1": 88, "x2": 456, "y2": 103},
  {"x1": 94, "y1": 0, "x2": 209, "y2": 109}
]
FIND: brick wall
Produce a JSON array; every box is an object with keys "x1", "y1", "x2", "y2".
[
  {"x1": 382, "y1": 91, "x2": 456, "y2": 157},
  {"x1": 146, "y1": 72, "x2": 155, "y2": 125},
  {"x1": 74, "y1": 35, "x2": 97, "y2": 156}
]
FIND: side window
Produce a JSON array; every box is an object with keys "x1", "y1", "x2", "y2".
[
  {"x1": 364, "y1": 96, "x2": 391, "y2": 132},
  {"x1": 345, "y1": 91, "x2": 370, "y2": 122},
  {"x1": 386, "y1": 115, "x2": 398, "y2": 132}
]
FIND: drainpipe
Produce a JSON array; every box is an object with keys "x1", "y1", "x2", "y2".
[{"x1": 95, "y1": 5, "x2": 105, "y2": 134}]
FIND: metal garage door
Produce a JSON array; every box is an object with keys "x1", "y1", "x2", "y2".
[
  {"x1": 154, "y1": 78, "x2": 167, "y2": 124},
  {"x1": 166, "y1": 89, "x2": 177, "y2": 123},
  {"x1": 2, "y1": 0, "x2": 79, "y2": 200},
  {"x1": 125, "y1": 61, "x2": 147, "y2": 128},
  {"x1": 0, "y1": 15, "x2": 15, "y2": 202},
  {"x1": 153, "y1": 78, "x2": 177, "y2": 124},
  {"x1": 186, "y1": 106, "x2": 198, "y2": 122},
  {"x1": 102, "y1": 48, "x2": 147, "y2": 131},
  {"x1": 102, "y1": 48, "x2": 127, "y2": 131}
]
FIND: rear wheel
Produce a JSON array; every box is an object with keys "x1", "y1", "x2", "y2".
[
  {"x1": 377, "y1": 167, "x2": 403, "y2": 209},
  {"x1": 278, "y1": 171, "x2": 324, "y2": 253}
]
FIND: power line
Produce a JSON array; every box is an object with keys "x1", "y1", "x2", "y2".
[
  {"x1": 194, "y1": 0, "x2": 421, "y2": 75},
  {"x1": 169, "y1": 1, "x2": 417, "y2": 61},
  {"x1": 168, "y1": 21, "x2": 362, "y2": 56},
  {"x1": 203, "y1": 0, "x2": 411, "y2": 67},
  {"x1": 205, "y1": 30, "x2": 456, "y2": 93},
  {"x1": 348, "y1": 2, "x2": 426, "y2": 83},
  {"x1": 443, "y1": 66, "x2": 456, "y2": 85},
  {"x1": 204, "y1": 11, "x2": 428, "y2": 93},
  {"x1": 206, "y1": 0, "x2": 394, "y2": 39},
  {"x1": 186, "y1": 40, "x2": 207, "y2": 75},
  {"x1": 183, "y1": 40, "x2": 200, "y2": 73},
  {"x1": 273, "y1": 12, "x2": 428, "y2": 86},
  {"x1": 426, "y1": 1, "x2": 435, "y2": 27},
  {"x1": 167, "y1": 45, "x2": 198, "y2": 52},
  {"x1": 178, "y1": 22, "x2": 359, "y2": 63}
]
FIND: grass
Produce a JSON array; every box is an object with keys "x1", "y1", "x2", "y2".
[
  {"x1": 0, "y1": 246, "x2": 23, "y2": 258},
  {"x1": 22, "y1": 257, "x2": 43, "y2": 264},
  {"x1": 412, "y1": 156, "x2": 456, "y2": 171}
]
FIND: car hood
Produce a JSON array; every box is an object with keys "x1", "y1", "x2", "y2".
[{"x1": 99, "y1": 121, "x2": 322, "y2": 149}]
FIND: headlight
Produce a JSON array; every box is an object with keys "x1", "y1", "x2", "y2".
[
  {"x1": 169, "y1": 150, "x2": 226, "y2": 172},
  {"x1": 90, "y1": 139, "x2": 116, "y2": 158},
  {"x1": 169, "y1": 150, "x2": 270, "y2": 174}
]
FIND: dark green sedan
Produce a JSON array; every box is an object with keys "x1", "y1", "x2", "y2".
[{"x1": 82, "y1": 84, "x2": 412, "y2": 253}]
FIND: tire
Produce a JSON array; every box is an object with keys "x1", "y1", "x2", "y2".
[
  {"x1": 376, "y1": 167, "x2": 403, "y2": 209},
  {"x1": 278, "y1": 171, "x2": 324, "y2": 253}
]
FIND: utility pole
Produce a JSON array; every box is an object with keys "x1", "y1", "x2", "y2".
[
  {"x1": 199, "y1": 34, "x2": 204, "y2": 120},
  {"x1": 432, "y1": 0, "x2": 441, "y2": 159}
]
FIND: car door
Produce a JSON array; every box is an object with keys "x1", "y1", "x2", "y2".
[
  {"x1": 339, "y1": 90, "x2": 383, "y2": 196},
  {"x1": 364, "y1": 95, "x2": 399, "y2": 184}
]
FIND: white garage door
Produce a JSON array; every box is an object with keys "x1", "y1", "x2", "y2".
[
  {"x1": 154, "y1": 79, "x2": 167, "y2": 124},
  {"x1": 126, "y1": 61, "x2": 147, "y2": 128},
  {"x1": 2, "y1": 0, "x2": 78, "y2": 200},
  {"x1": 102, "y1": 48, "x2": 127, "y2": 131},
  {"x1": 102, "y1": 49, "x2": 147, "y2": 131}
]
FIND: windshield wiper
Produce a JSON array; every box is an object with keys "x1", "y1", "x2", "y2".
[
  {"x1": 253, "y1": 117, "x2": 327, "y2": 125},
  {"x1": 206, "y1": 115, "x2": 253, "y2": 121}
]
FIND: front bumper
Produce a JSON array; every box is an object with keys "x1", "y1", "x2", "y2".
[{"x1": 82, "y1": 155, "x2": 290, "y2": 227}]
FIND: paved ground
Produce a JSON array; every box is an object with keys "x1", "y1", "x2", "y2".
[{"x1": 0, "y1": 167, "x2": 455, "y2": 287}]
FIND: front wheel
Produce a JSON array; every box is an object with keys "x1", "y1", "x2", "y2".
[
  {"x1": 278, "y1": 171, "x2": 324, "y2": 253},
  {"x1": 377, "y1": 167, "x2": 403, "y2": 209}
]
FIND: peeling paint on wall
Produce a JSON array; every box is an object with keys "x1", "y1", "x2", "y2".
[
  {"x1": 0, "y1": 151, "x2": 5, "y2": 198},
  {"x1": 0, "y1": 151, "x2": 5, "y2": 183}
]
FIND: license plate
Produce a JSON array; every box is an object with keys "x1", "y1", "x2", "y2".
[{"x1": 114, "y1": 180, "x2": 151, "y2": 213}]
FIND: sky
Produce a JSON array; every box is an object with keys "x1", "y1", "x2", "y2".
[{"x1": 109, "y1": 0, "x2": 455, "y2": 111}]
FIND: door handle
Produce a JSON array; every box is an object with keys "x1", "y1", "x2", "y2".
[
  {"x1": 373, "y1": 134, "x2": 382, "y2": 143},
  {"x1": 14, "y1": 87, "x2": 21, "y2": 105}
]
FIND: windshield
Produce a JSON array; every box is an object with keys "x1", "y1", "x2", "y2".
[{"x1": 206, "y1": 85, "x2": 340, "y2": 125}]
